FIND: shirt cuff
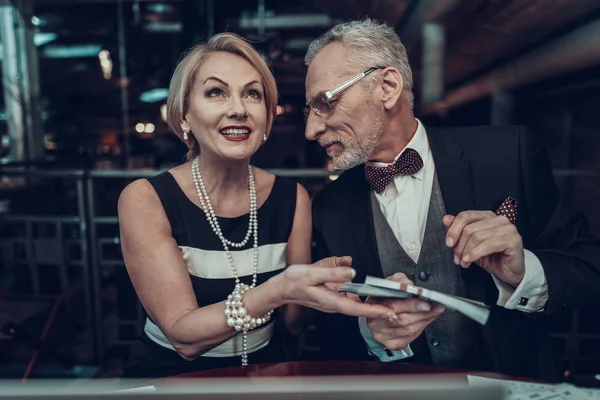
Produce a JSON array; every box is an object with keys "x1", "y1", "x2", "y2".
[
  {"x1": 492, "y1": 249, "x2": 548, "y2": 312},
  {"x1": 358, "y1": 316, "x2": 413, "y2": 361}
]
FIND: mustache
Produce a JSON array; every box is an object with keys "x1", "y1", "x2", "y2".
[{"x1": 318, "y1": 136, "x2": 344, "y2": 147}]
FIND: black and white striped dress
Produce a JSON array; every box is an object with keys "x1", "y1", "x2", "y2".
[{"x1": 123, "y1": 170, "x2": 297, "y2": 378}]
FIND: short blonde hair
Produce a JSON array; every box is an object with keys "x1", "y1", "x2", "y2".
[{"x1": 166, "y1": 33, "x2": 278, "y2": 160}]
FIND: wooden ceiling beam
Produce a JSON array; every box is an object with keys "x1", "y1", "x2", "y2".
[
  {"x1": 398, "y1": 0, "x2": 465, "y2": 54},
  {"x1": 422, "y1": 18, "x2": 600, "y2": 115}
]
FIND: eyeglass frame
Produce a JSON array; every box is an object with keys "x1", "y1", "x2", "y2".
[{"x1": 304, "y1": 67, "x2": 383, "y2": 119}]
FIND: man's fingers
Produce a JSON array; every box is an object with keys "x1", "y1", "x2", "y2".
[
  {"x1": 459, "y1": 224, "x2": 511, "y2": 266},
  {"x1": 445, "y1": 210, "x2": 493, "y2": 248},
  {"x1": 387, "y1": 272, "x2": 413, "y2": 285},
  {"x1": 332, "y1": 296, "x2": 394, "y2": 318},
  {"x1": 442, "y1": 214, "x2": 455, "y2": 229},
  {"x1": 365, "y1": 296, "x2": 397, "y2": 309},
  {"x1": 394, "y1": 304, "x2": 445, "y2": 325},
  {"x1": 453, "y1": 218, "x2": 506, "y2": 266},
  {"x1": 367, "y1": 297, "x2": 444, "y2": 315},
  {"x1": 386, "y1": 298, "x2": 444, "y2": 314},
  {"x1": 369, "y1": 306, "x2": 443, "y2": 334},
  {"x1": 369, "y1": 312, "x2": 443, "y2": 350},
  {"x1": 460, "y1": 223, "x2": 519, "y2": 265},
  {"x1": 343, "y1": 292, "x2": 362, "y2": 302},
  {"x1": 463, "y1": 234, "x2": 516, "y2": 264}
]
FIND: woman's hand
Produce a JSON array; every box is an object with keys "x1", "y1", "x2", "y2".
[{"x1": 270, "y1": 256, "x2": 394, "y2": 319}]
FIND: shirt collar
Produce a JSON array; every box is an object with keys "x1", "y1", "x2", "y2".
[{"x1": 366, "y1": 118, "x2": 429, "y2": 181}]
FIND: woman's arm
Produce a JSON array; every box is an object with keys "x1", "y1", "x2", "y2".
[
  {"x1": 119, "y1": 179, "x2": 394, "y2": 360},
  {"x1": 281, "y1": 183, "x2": 313, "y2": 335},
  {"x1": 118, "y1": 179, "x2": 282, "y2": 360}
]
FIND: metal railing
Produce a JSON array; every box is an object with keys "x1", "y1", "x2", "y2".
[{"x1": 0, "y1": 167, "x2": 334, "y2": 363}]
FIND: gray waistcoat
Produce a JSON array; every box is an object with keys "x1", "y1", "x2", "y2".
[{"x1": 371, "y1": 174, "x2": 485, "y2": 368}]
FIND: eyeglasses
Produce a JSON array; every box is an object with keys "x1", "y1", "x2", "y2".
[{"x1": 304, "y1": 67, "x2": 382, "y2": 119}]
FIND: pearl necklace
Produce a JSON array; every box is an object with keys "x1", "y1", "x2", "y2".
[
  {"x1": 190, "y1": 156, "x2": 259, "y2": 286},
  {"x1": 191, "y1": 157, "x2": 261, "y2": 366}
]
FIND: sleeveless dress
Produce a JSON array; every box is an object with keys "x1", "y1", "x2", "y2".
[{"x1": 122, "y1": 170, "x2": 298, "y2": 378}]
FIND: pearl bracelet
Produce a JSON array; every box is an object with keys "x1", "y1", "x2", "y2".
[{"x1": 225, "y1": 283, "x2": 273, "y2": 366}]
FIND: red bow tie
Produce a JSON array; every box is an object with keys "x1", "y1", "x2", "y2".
[{"x1": 364, "y1": 148, "x2": 424, "y2": 193}]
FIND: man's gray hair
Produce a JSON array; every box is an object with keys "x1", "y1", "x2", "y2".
[{"x1": 305, "y1": 18, "x2": 414, "y2": 108}]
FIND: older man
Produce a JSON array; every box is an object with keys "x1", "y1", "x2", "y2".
[{"x1": 305, "y1": 19, "x2": 600, "y2": 380}]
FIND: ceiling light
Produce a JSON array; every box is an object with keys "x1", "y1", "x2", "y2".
[
  {"x1": 160, "y1": 104, "x2": 167, "y2": 122},
  {"x1": 33, "y1": 32, "x2": 57, "y2": 46},
  {"x1": 42, "y1": 44, "x2": 103, "y2": 58},
  {"x1": 147, "y1": 3, "x2": 174, "y2": 14},
  {"x1": 31, "y1": 16, "x2": 50, "y2": 27},
  {"x1": 239, "y1": 14, "x2": 331, "y2": 29},
  {"x1": 140, "y1": 88, "x2": 168, "y2": 103},
  {"x1": 98, "y1": 49, "x2": 112, "y2": 80},
  {"x1": 143, "y1": 21, "x2": 182, "y2": 33},
  {"x1": 144, "y1": 123, "x2": 155, "y2": 133}
]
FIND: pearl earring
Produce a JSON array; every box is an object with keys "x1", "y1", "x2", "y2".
[
  {"x1": 183, "y1": 129, "x2": 188, "y2": 141},
  {"x1": 263, "y1": 133, "x2": 267, "y2": 142}
]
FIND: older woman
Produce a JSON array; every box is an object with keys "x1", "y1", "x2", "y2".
[{"x1": 118, "y1": 33, "x2": 392, "y2": 378}]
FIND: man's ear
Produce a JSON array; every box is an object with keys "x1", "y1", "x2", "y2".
[{"x1": 380, "y1": 67, "x2": 404, "y2": 111}]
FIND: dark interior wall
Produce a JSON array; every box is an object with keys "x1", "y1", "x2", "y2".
[{"x1": 514, "y1": 81, "x2": 600, "y2": 238}]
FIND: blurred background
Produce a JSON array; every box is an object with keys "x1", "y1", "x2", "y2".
[{"x1": 0, "y1": 0, "x2": 599, "y2": 384}]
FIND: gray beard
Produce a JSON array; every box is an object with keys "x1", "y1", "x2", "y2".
[
  {"x1": 332, "y1": 141, "x2": 376, "y2": 170},
  {"x1": 331, "y1": 119, "x2": 383, "y2": 170}
]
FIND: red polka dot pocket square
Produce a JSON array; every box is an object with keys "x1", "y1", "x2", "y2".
[{"x1": 495, "y1": 196, "x2": 517, "y2": 224}]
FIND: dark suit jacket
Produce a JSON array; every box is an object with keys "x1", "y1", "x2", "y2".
[{"x1": 311, "y1": 125, "x2": 600, "y2": 381}]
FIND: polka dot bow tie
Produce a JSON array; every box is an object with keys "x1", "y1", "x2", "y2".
[
  {"x1": 496, "y1": 196, "x2": 518, "y2": 224},
  {"x1": 364, "y1": 148, "x2": 424, "y2": 193}
]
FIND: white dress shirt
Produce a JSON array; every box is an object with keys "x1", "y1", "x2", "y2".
[{"x1": 359, "y1": 119, "x2": 549, "y2": 361}]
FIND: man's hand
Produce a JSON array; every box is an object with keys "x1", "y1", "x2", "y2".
[
  {"x1": 443, "y1": 211, "x2": 525, "y2": 287},
  {"x1": 366, "y1": 273, "x2": 444, "y2": 351}
]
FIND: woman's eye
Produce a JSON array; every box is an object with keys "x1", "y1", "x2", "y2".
[
  {"x1": 208, "y1": 88, "x2": 223, "y2": 97},
  {"x1": 247, "y1": 90, "x2": 261, "y2": 99}
]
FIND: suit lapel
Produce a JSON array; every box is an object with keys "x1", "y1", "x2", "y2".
[
  {"x1": 427, "y1": 127, "x2": 492, "y2": 304},
  {"x1": 427, "y1": 127, "x2": 474, "y2": 214},
  {"x1": 344, "y1": 166, "x2": 384, "y2": 280}
]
